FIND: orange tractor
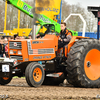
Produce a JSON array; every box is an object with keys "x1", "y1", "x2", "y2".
[{"x1": 0, "y1": 34, "x2": 100, "y2": 88}]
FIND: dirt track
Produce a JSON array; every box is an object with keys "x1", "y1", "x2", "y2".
[{"x1": 0, "y1": 78, "x2": 100, "y2": 100}]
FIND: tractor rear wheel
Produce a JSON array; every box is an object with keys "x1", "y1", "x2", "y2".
[
  {"x1": 66, "y1": 38, "x2": 100, "y2": 88},
  {"x1": 25, "y1": 62, "x2": 45, "y2": 87}
]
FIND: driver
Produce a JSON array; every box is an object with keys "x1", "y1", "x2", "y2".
[{"x1": 58, "y1": 22, "x2": 72, "y2": 49}]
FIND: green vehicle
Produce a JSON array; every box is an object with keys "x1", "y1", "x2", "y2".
[{"x1": 5, "y1": 0, "x2": 78, "y2": 36}]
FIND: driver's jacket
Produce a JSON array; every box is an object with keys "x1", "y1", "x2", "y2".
[{"x1": 59, "y1": 28, "x2": 72, "y2": 43}]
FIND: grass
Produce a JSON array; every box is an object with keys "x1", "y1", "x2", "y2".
[{"x1": 13, "y1": 76, "x2": 25, "y2": 79}]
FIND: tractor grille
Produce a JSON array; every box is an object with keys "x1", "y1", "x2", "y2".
[
  {"x1": 10, "y1": 56, "x2": 23, "y2": 60},
  {"x1": 38, "y1": 49, "x2": 54, "y2": 54},
  {"x1": 27, "y1": 41, "x2": 33, "y2": 55},
  {"x1": 9, "y1": 42, "x2": 22, "y2": 49},
  {"x1": 27, "y1": 41, "x2": 54, "y2": 55}
]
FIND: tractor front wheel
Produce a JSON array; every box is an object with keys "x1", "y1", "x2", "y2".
[{"x1": 25, "y1": 62, "x2": 45, "y2": 87}]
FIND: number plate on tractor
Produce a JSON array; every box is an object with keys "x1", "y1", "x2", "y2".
[{"x1": 2, "y1": 65, "x2": 10, "y2": 72}]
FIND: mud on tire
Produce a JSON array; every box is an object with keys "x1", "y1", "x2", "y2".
[{"x1": 66, "y1": 38, "x2": 100, "y2": 88}]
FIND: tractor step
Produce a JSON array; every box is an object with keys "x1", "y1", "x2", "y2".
[{"x1": 46, "y1": 72, "x2": 63, "y2": 78}]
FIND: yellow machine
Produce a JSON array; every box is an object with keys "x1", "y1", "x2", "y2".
[
  {"x1": 3, "y1": 28, "x2": 32, "y2": 36},
  {"x1": 3, "y1": 2, "x2": 32, "y2": 36}
]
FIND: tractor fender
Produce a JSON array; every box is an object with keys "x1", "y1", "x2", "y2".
[{"x1": 67, "y1": 36, "x2": 89, "y2": 54}]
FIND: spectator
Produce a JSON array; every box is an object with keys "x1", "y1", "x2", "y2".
[
  {"x1": 4, "y1": 37, "x2": 7, "y2": 41},
  {"x1": 28, "y1": 35, "x2": 32, "y2": 39},
  {"x1": 18, "y1": 36, "x2": 21, "y2": 39},
  {"x1": 0, "y1": 40, "x2": 5, "y2": 57},
  {"x1": 5, "y1": 43, "x2": 8, "y2": 57},
  {"x1": 8, "y1": 37, "x2": 11, "y2": 40},
  {"x1": 22, "y1": 36, "x2": 25, "y2": 39},
  {"x1": 8, "y1": 36, "x2": 14, "y2": 40},
  {"x1": 0, "y1": 36, "x2": 2, "y2": 39},
  {"x1": 3, "y1": 38, "x2": 8, "y2": 57},
  {"x1": 4, "y1": 38, "x2": 8, "y2": 47},
  {"x1": 10, "y1": 36, "x2": 14, "y2": 40},
  {"x1": 0, "y1": 36, "x2": 3, "y2": 40},
  {"x1": 14, "y1": 34, "x2": 19, "y2": 40}
]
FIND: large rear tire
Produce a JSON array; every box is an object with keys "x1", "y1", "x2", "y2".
[
  {"x1": 66, "y1": 39, "x2": 100, "y2": 88},
  {"x1": 25, "y1": 62, "x2": 45, "y2": 87}
]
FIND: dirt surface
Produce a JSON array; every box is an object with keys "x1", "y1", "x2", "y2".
[{"x1": 0, "y1": 78, "x2": 100, "y2": 100}]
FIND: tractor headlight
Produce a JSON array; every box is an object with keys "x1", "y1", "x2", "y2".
[
  {"x1": 18, "y1": 51, "x2": 22, "y2": 54},
  {"x1": 9, "y1": 50, "x2": 13, "y2": 54}
]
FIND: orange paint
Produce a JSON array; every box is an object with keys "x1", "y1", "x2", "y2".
[
  {"x1": 84, "y1": 49, "x2": 100, "y2": 80},
  {"x1": 65, "y1": 36, "x2": 89, "y2": 57},
  {"x1": 3, "y1": 77, "x2": 9, "y2": 80},
  {"x1": 33, "y1": 67, "x2": 42, "y2": 82}
]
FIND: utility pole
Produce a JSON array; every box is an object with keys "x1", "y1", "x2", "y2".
[{"x1": 32, "y1": 0, "x2": 35, "y2": 40}]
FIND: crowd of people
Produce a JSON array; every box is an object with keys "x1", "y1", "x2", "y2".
[{"x1": 0, "y1": 34, "x2": 32, "y2": 58}]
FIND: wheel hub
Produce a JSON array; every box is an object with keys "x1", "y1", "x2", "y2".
[
  {"x1": 34, "y1": 73, "x2": 36, "y2": 76},
  {"x1": 84, "y1": 49, "x2": 100, "y2": 80},
  {"x1": 33, "y1": 68, "x2": 42, "y2": 82},
  {"x1": 87, "y1": 61, "x2": 91, "y2": 67}
]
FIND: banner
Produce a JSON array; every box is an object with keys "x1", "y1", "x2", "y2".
[{"x1": 35, "y1": 0, "x2": 61, "y2": 19}]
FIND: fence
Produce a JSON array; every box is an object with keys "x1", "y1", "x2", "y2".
[{"x1": 78, "y1": 32, "x2": 100, "y2": 39}]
